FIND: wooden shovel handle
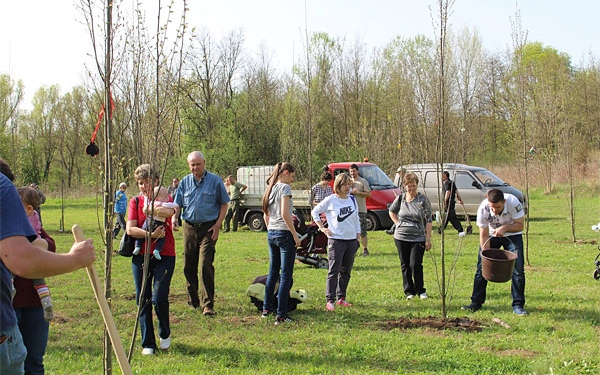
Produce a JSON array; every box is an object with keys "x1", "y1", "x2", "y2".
[{"x1": 71, "y1": 225, "x2": 132, "y2": 375}]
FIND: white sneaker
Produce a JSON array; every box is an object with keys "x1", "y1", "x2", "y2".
[
  {"x1": 406, "y1": 294, "x2": 415, "y2": 300},
  {"x1": 419, "y1": 293, "x2": 428, "y2": 300},
  {"x1": 159, "y1": 336, "x2": 171, "y2": 350},
  {"x1": 458, "y1": 232, "x2": 466, "y2": 237},
  {"x1": 141, "y1": 348, "x2": 154, "y2": 355}
]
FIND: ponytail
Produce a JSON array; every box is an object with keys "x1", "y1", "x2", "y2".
[{"x1": 262, "y1": 162, "x2": 296, "y2": 214}]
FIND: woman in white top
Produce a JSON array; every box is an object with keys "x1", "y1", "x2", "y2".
[{"x1": 312, "y1": 173, "x2": 361, "y2": 311}]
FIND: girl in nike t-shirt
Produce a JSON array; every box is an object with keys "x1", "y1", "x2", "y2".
[{"x1": 311, "y1": 173, "x2": 361, "y2": 312}]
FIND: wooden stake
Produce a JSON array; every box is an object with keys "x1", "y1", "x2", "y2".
[
  {"x1": 72, "y1": 225, "x2": 133, "y2": 375},
  {"x1": 492, "y1": 317, "x2": 512, "y2": 329}
]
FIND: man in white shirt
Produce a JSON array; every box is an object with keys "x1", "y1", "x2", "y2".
[{"x1": 461, "y1": 189, "x2": 528, "y2": 316}]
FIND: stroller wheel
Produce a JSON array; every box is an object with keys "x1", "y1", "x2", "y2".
[
  {"x1": 594, "y1": 269, "x2": 600, "y2": 280},
  {"x1": 316, "y1": 258, "x2": 329, "y2": 269}
]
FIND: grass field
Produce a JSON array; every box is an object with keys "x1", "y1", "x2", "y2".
[{"x1": 32, "y1": 185, "x2": 600, "y2": 374}]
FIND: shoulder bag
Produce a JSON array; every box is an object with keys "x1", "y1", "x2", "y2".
[{"x1": 118, "y1": 196, "x2": 139, "y2": 257}]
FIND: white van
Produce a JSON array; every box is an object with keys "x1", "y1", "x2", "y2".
[{"x1": 394, "y1": 163, "x2": 526, "y2": 217}]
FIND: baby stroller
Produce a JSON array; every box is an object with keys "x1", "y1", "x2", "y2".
[
  {"x1": 293, "y1": 212, "x2": 329, "y2": 269},
  {"x1": 246, "y1": 275, "x2": 308, "y2": 312}
]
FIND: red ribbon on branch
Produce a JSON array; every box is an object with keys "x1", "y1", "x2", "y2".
[{"x1": 86, "y1": 92, "x2": 114, "y2": 157}]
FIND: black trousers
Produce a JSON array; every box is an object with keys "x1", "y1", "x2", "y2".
[{"x1": 442, "y1": 206, "x2": 464, "y2": 233}]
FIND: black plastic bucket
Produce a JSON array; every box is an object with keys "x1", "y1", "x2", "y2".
[{"x1": 481, "y1": 249, "x2": 517, "y2": 283}]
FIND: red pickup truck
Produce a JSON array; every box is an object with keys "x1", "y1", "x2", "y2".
[{"x1": 324, "y1": 162, "x2": 401, "y2": 230}]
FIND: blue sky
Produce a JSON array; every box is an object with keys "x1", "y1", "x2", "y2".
[{"x1": 1, "y1": 0, "x2": 598, "y2": 109}]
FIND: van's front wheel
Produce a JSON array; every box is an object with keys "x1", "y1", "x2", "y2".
[{"x1": 365, "y1": 212, "x2": 380, "y2": 231}]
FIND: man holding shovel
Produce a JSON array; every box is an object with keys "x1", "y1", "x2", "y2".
[{"x1": 439, "y1": 171, "x2": 464, "y2": 235}]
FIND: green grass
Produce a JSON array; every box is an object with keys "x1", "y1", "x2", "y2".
[{"x1": 34, "y1": 187, "x2": 600, "y2": 374}]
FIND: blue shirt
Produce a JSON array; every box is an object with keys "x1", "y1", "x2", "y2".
[
  {"x1": 1, "y1": 173, "x2": 37, "y2": 330},
  {"x1": 114, "y1": 190, "x2": 128, "y2": 214},
  {"x1": 175, "y1": 170, "x2": 230, "y2": 224}
]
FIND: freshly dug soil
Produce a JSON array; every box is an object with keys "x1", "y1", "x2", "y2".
[{"x1": 378, "y1": 316, "x2": 484, "y2": 332}]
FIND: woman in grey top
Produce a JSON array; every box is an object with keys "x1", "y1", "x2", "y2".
[
  {"x1": 388, "y1": 172, "x2": 433, "y2": 300},
  {"x1": 261, "y1": 162, "x2": 301, "y2": 325}
]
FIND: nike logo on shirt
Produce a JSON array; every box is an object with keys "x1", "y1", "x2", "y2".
[{"x1": 337, "y1": 206, "x2": 355, "y2": 222}]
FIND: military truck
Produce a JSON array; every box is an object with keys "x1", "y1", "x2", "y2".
[{"x1": 236, "y1": 166, "x2": 310, "y2": 231}]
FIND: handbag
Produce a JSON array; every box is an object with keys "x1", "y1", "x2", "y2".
[
  {"x1": 118, "y1": 232, "x2": 136, "y2": 257},
  {"x1": 118, "y1": 196, "x2": 139, "y2": 257}
]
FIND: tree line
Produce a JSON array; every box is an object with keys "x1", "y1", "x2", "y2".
[{"x1": 1, "y1": 3, "x2": 598, "y2": 194}]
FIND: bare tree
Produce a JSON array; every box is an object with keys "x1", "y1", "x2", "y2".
[
  {"x1": 0, "y1": 75, "x2": 24, "y2": 163},
  {"x1": 401, "y1": 35, "x2": 438, "y2": 161},
  {"x1": 298, "y1": 32, "x2": 340, "y2": 173},
  {"x1": 55, "y1": 86, "x2": 90, "y2": 188},
  {"x1": 428, "y1": 0, "x2": 455, "y2": 319},
  {"x1": 79, "y1": 1, "x2": 189, "y2": 372},
  {"x1": 479, "y1": 53, "x2": 511, "y2": 163},
  {"x1": 18, "y1": 86, "x2": 62, "y2": 184},
  {"x1": 238, "y1": 43, "x2": 284, "y2": 166},
  {"x1": 451, "y1": 26, "x2": 485, "y2": 163}
]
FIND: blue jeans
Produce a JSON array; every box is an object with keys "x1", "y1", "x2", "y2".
[
  {"x1": 0, "y1": 324, "x2": 27, "y2": 375},
  {"x1": 132, "y1": 254, "x2": 175, "y2": 350},
  {"x1": 264, "y1": 230, "x2": 296, "y2": 319},
  {"x1": 113, "y1": 212, "x2": 126, "y2": 237},
  {"x1": 470, "y1": 234, "x2": 525, "y2": 308},
  {"x1": 15, "y1": 307, "x2": 49, "y2": 375}
]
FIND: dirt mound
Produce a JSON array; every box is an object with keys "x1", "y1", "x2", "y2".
[{"x1": 379, "y1": 316, "x2": 484, "y2": 332}]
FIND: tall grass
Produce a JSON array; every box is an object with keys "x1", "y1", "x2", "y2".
[{"x1": 33, "y1": 186, "x2": 600, "y2": 374}]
